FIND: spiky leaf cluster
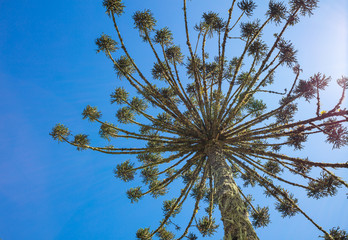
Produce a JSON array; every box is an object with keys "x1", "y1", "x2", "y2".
[
  {"x1": 289, "y1": 0, "x2": 319, "y2": 16},
  {"x1": 277, "y1": 39, "x2": 297, "y2": 67},
  {"x1": 50, "y1": 123, "x2": 70, "y2": 142},
  {"x1": 266, "y1": 1, "x2": 287, "y2": 24},
  {"x1": 115, "y1": 160, "x2": 135, "y2": 182},
  {"x1": 99, "y1": 122, "x2": 118, "y2": 140},
  {"x1": 324, "y1": 121, "x2": 348, "y2": 149},
  {"x1": 149, "y1": 180, "x2": 168, "y2": 198},
  {"x1": 196, "y1": 217, "x2": 219, "y2": 237},
  {"x1": 127, "y1": 187, "x2": 143, "y2": 203},
  {"x1": 141, "y1": 167, "x2": 159, "y2": 184},
  {"x1": 111, "y1": 87, "x2": 129, "y2": 104},
  {"x1": 237, "y1": 0, "x2": 257, "y2": 16},
  {"x1": 157, "y1": 227, "x2": 174, "y2": 240},
  {"x1": 165, "y1": 46, "x2": 184, "y2": 64},
  {"x1": 275, "y1": 193, "x2": 299, "y2": 218},
  {"x1": 190, "y1": 183, "x2": 208, "y2": 200},
  {"x1": 116, "y1": 107, "x2": 135, "y2": 124},
  {"x1": 240, "y1": 20, "x2": 260, "y2": 39},
  {"x1": 154, "y1": 27, "x2": 173, "y2": 46},
  {"x1": 247, "y1": 40, "x2": 268, "y2": 62},
  {"x1": 321, "y1": 227, "x2": 348, "y2": 240},
  {"x1": 307, "y1": 172, "x2": 342, "y2": 199},
  {"x1": 95, "y1": 34, "x2": 118, "y2": 54},
  {"x1": 102, "y1": 0, "x2": 125, "y2": 17},
  {"x1": 130, "y1": 97, "x2": 148, "y2": 113},
  {"x1": 162, "y1": 198, "x2": 181, "y2": 218},
  {"x1": 136, "y1": 228, "x2": 152, "y2": 240},
  {"x1": 114, "y1": 56, "x2": 135, "y2": 79},
  {"x1": 287, "y1": 127, "x2": 308, "y2": 150},
  {"x1": 133, "y1": 10, "x2": 156, "y2": 35},
  {"x1": 251, "y1": 206, "x2": 271, "y2": 228},
  {"x1": 152, "y1": 62, "x2": 169, "y2": 80},
  {"x1": 337, "y1": 76, "x2": 348, "y2": 90},
  {"x1": 72, "y1": 134, "x2": 89, "y2": 151},
  {"x1": 82, "y1": 105, "x2": 101, "y2": 122},
  {"x1": 186, "y1": 233, "x2": 198, "y2": 240},
  {"x1": 264, "y1": 161, "x2": 283, "y2": 174}
]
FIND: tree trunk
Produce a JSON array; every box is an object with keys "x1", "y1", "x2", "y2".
[{"x1": 206, "y1": 142, "x2": 259, "y2": 240}]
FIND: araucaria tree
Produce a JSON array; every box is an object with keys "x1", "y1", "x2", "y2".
[{"x1": 51, "y1": 0, "x2": 348, "y2": 239}]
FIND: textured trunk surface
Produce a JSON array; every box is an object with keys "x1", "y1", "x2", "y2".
[{"x1": 207, "y1": 143, "x2": 259, "y2": 240}]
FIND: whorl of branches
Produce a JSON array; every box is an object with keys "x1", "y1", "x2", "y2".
[{"x1": 51, "y1": 0, "x2": 347, "y2": 239}]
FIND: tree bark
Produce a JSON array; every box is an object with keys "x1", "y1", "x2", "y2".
[{"x1": 206, "y1": 142, "x2": 259, "y2": 240}]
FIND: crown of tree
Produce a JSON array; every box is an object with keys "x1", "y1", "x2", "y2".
[{"x1": 51, "y1": 0, "x2": 348, "y2": 239}]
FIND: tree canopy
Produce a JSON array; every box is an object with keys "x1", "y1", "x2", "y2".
[{"x1": 51, "y1": 0, "x2": 348, "y2": 239}]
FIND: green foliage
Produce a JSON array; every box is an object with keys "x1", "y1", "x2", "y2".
[
  {"x1": 126, "y1": 187, "x2": 143, "y2": 203},
  {"x1": 263, "y1": 161, "x2": 283, "y2": 174},
  {"x1": 153, "y1": 112, "x2": 173, "y2": 128},
  {"x1": 190, "y1": 183, "x2": 208, "y2": 200},
  {"x1": 158, "y1": 87, "x2": 180, "y2": 104},
  {"x1": 52, "y1": 0, "x2": 348, "y2": 239},
  {"x1": 130, "y1": 97, "x2": 148, "y2": 113},
  {"x1": 321, "y1": 227, "x2": 348, "y2": 240},
  {"x1": 50, "y1": 123, "x2": 70, "y2": 142},
  {"x1": 237, "y1": 0, "x2": 257, "y2": 16},
  {"x1": 240, "y1": 20, "x2": 260, "y2": 40},
  {"x1": 275, "y1": 96, "x2": 298, "y2": 124},
  {"x1": 102, "y1": 0, "x2": 125, "y2": 17},
  {"x1": 275, "y1": 193, "x2": 299, "y2": 218},
  {"x1": 243, "y1": 194, "x2": 254, "y2": 212},
  {"x1": 114, "y1": 56, "x2": 135, "y2": 79},
  {"x1": 264, "y1": 184, "x2": 282, "y2": 198},
  {"x1": 196, "y1": 217, "x2": 219, "y2": 237},
  {"x1": 324, "y1": 121, "x2": 348, "y2": 149},
  {"x1": 157, "y1": 227, "x2": 174, "y2": 240},
  {"x1": 247, "y1": 40, "x2": 268, "y2": 62},
  {"x1": 266, "y1": 1, "x2": 287, "y2": 24},
  {"x1": 95, "y1": 34, "x2": 118, "y2": 54},
  {"x1": 165, "y1": 46, "x2": 183, "y2": 64},
  {"x1": 99, "y1": 122, "x2": 118, "y2": 140},
  {"x1": 137, "y1": 152, "x2": 162, "y2": 164},
  {"x1": 133, "y1": 10, "x2": 156, "y2": 35},
  {"x1": 149, "y1": 180, "x2": 167, "y2": 198},
  {"x1": 200, "y1": 12, "x2": 221, "y2": 37},
  {"x1": 245, "y1": 97, "x2": 267, "y2": 117},
  {"x1": 116, "y1": 107, "x2": 135, "y2": 124},
  {"x1": 162, "y1": 198, "x2": 181, "y2": 217},
  {"x1": 136, "y1": 228, "x2": 152, "y2": 240},
  {"x1": 111, "y1": 87, "x2": 129, "y2": 104},
  {"x1": 114, "y1": 160, "x2": 135, "y2": 182},
  {"x1": 153, "y1": 27, "x2": 173, "y2": 46},
  {"x1": 152, "y1": 62, "x2": 169, "y2": 80},
  {"x1": 251, "y1": 206, "x2": 271, "y2": 228},
  {"x1": 82, "y1": 105, "x2": 101, "y2": 122},
  {"x1": 181, "y1": 169, "x2": 195, "y2": 184},
  {"x1": 292, "y1": 158, "x2": 312, "y2": 175},
  {"x1": 72, "y1": 134, "x2": 89, "y2": 151},
  {"x1": 307, "y1": 172, "x2": 342, "y2": 199},
  {"x1": 287, "y1": 126, "x2": 308, "y2": 150},
  {"x1": 241, "y1": 171, "x2": 257, "y2": 187},
  {"x1": 187, "y1": 233, "x2": 198, "y2": 240},
  {"x1": 141, "y1": 167, "x2": 159, "y2": 184},
  {"x1": 237, "y1": 72, "x2": 254, "y2": 85}
]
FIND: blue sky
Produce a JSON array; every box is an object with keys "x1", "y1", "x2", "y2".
[{"x1": 0, "y1": 0, "x2": 347, "y2": 239}]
